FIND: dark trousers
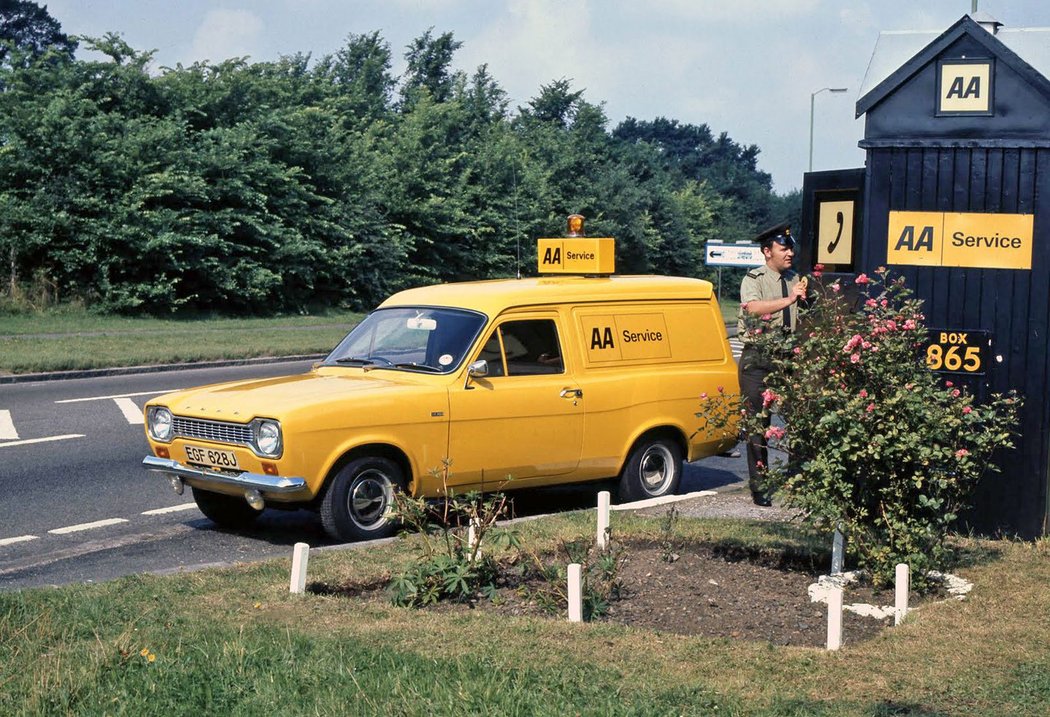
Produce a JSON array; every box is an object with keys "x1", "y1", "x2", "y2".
[{"x1": 738, "y1": 348, "x2": 771, "y2": 496}]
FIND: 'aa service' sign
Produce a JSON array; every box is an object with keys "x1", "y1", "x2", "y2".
[{"x1": 887, "y1": 211, "x2": 1033, "y2": 270}]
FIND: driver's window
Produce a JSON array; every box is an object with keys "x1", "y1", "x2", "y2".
[{"x1": 479, "y1": 319, "x2": 563, "y2": 377}]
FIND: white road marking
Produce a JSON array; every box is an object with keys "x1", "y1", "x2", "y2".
[
  {"x1": 54, "y1": 390, "x2": 175, "y2": 404},
  {"x1": 0, "y1": 535, "x2": 38, "y2": 547},
  {"x1": 0, "y1": 434, "x2": 85, "y2": 449},
  {"x1": 48, "y1": 518, "x2": 129, "y2": 535},
  {"x1": 0, "y1": 410, "x2": 18, "y2": 440},
  {"x1": 141, "y1": 503, "x2": 198, "y2": 516},
  {"x1": 114, "y1": 397, "x2": 144, "y2": 425}
]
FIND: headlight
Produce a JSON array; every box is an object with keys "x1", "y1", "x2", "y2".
[
  {"x1": 252, "y1": 419, "x2": 283, "y2": 458},
  {"x1": 147, "y1": 406, "x2": 173, "y2": 442}
]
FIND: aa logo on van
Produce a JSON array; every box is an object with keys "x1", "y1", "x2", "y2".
[
  {"x1": 582, "y1": 314, "x2": 671, "y2": 362},
  {"x1": 886, "y1": 211, "x2": 1033, "y2": 270}
]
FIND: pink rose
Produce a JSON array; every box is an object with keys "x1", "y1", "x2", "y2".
[
  {"x1": 952, "y1": 389, "x2": 961, "y2": 398},
  {"x1": 855, "y1": 273, "x2": 870, "y2": 284},
  {"x1": 764, "y1": 426, "x2": 785, "y2": 441},
  {"x1": 865, "y1": 299, "x2": 877, "y2": 307},
  {"x1": 858, "y1": 389, "x2": 868, "y2": 398},
  {"x1": 866, "y1": 403, "x2": 876, "y2": 413},
  {"x1": 880, "y1": 299, "x2": 888, "y2": 308},
  {"x1": 955, "y1": 449, "x2": 970, "y2": 458},
  {"x1": 830, "y1": 283, "x2": 841, "y2": 293},
  {"x1": 963, "y1": 406, "x2": 972, "y2": 414},
  {"x1": 761, "y1": 313, "x2": 773, "y2": 321},
  {"x1": 700, "y1": 392, "x2": 708, "y2": 399},
  {"x1": 761, "y1": 388, "x2": 780, "y2": 408},
  {"x1": 945, "y1": 381, "x2": 954, "y2": 387},
  {"x1": 850, "y1": 353, "x2": 861, "y2": 364}
]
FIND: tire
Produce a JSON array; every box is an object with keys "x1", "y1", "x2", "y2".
[
  {"x1": 320, "y1": 456, "x2": 402, "y2": 542},
  {"x1": 192, "y1": 487, "x2": 261, "y2": 529},
  {"x1": 617, "y1": 436, "x2": 683, "y2": 503}
]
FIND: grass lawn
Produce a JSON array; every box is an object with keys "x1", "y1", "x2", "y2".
[
  {"x1": 0, "y1": 309, "x2": 364, "y2": 375},
  {"x1": 2, "y1": 512, "x2": 1047, "y2": 716}
]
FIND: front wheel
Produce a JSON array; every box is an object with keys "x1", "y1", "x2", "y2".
[
  {"x1": 617, "y1": 436, "x2": 683, "y2": 503},
  {"x1": 320, "y1": 456, "x2": 402, "y2": 542},
  {"x1": 192, "y1": 487, "x2": 261, "y2": 529}
]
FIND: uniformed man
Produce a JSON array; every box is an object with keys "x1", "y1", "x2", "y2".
[{"x1": 738, "y1": 222, "x2": 807, "y2": 506}]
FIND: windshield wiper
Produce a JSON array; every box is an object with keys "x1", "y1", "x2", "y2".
[
  {"x1": 394, "y1": 362, "x2": 442, "y2": 372},
  {"x1": 334, "y1": 356, "x2": 372, "y2": 365}
]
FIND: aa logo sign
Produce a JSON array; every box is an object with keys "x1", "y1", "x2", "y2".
[
  {"x1": 939, "y1": 61, "x2": 991, "y2": 114},
  {"x1": 886, "y1": 211, "x2": 1033, "y2": 270}
]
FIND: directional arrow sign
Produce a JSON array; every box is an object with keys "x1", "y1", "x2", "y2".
[{"x1": 705, "y1": 242, "x2": 764, "y2": 267}]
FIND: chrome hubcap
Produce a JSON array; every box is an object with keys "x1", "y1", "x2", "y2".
[
  {"x1": 348, "y1": 469, "x2": 391, "y2": 527},
  {"x1": 639, "y1": 444, "x2": 675, "y2": 495}
]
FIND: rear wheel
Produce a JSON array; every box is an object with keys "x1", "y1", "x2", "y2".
[
  {"x1": 192, "y1": 487, "x2": 261, "y2": 529},
  {"x1": 320, "y1": 456, "x2": 402, "y2": 542},
  {"x1": 617, "y1": 436, "x2": 683, "y2": 502}
]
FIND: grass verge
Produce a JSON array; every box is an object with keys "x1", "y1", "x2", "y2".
[
  {"x1": 0, "y1": 310, "x2": 364, "y2": 375},
  {"x1": 1, "y1": 512, "x2": 1047, "y2": 716}
]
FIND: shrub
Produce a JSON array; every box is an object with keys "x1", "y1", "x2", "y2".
[
  {"x1": 388, "y1": 461, "x2": 518, "y2": 607},
  {"x1": 702, "y1": 267, "x2": 1020, "y2": 588}
]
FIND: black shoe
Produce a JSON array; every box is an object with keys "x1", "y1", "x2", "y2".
[{"x1": 751, "y1": 492, "x2": 773, "y2": 507}]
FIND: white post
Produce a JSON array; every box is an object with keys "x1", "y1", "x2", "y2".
[
  {"x1": 597, "y1": 490, "x2": 611, "y2": 550},
  {"x1": 826, "y1": 585, "x2": 843, "y2": 651},
  {"x1": 468, "y1": 518, "x2": 481, "y2": 561},
  {"x1": 290, "y1": 542, "x2": 310, "y2": 594},
  {"x1": 832, "y1": 526, "x2": 844, "y2": 575},
  {"x1": 567, "y1": 563, "x2": 583, "y2": 622},
  {"x1": 894, "y1": 563, "x2": 910, "y2": 625}
]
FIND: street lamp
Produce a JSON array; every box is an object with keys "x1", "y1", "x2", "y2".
[{"x1": 809, "y1": 87, "x2": 848, "y2": 172}]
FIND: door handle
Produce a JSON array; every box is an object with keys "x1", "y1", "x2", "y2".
[{"x1": 560, "y1": 388, "x2": 583, "y2": 399}]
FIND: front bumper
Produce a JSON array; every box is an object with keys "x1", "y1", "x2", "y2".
[{"x1": 142, "y1": 456, "x2": 307, "y2": 494}]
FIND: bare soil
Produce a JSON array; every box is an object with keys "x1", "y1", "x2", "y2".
[{"x1": 313, "y1": 487, "x2": 937, "y2": 649}]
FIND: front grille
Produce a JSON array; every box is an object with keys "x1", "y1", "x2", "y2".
[{"x1": 172, "y1": 416, "x2": 253, "y2": 447}]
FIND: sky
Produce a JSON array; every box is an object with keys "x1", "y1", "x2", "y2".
[{"x1": 41, "y1": 1, "x2": 1050, "y2": 194}]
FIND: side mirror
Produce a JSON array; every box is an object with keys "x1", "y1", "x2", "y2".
[{"x1": 468, "y1": 359, "x2": 489, "y2": 378}]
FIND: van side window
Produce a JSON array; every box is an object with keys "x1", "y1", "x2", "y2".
[{"x1": 479, "y1": 319, "x2": 564, "y2": 376}]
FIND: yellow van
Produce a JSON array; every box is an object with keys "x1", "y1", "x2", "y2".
[{"x1": 143, "y1": 221, "x2": 739, "y2": 541}]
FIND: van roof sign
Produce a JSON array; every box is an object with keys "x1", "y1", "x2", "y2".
[
  {"x1": 537, "y1": 237, "x2": 616, "y2": 275},
  {"x1": 538, "y1": 215, "x2": 615, "y2": 275}
]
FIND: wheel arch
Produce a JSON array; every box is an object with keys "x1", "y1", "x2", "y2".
[
  {"x1": 318, "y1": 443, "x2": 414, "y2": 503},
  {"x1": 618, "y1": 424, "x2": 689, "y2": 477}
]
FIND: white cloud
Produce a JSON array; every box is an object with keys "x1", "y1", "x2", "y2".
[
  {"x1": 185, "y1": 9, "x2": 265, "y2": 64},
  {"x1": 638, "y1": 0, "x2": 821, "y2": 23}
]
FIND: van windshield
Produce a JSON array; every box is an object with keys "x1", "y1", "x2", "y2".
[{"x1": 323, "y1": 307, "x2": 486, "y2": 374}]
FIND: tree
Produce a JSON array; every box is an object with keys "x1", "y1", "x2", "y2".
[
  {"x1": 0, "y1": 0, "x2": 76, "y2": 70},
  {"x1": 399, "y1": 28, "x2": 463, "y2": 109}
]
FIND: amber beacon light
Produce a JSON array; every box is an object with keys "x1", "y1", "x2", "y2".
[{"x1": 567, "y1": 214, "x2": 585, "y2": 237}]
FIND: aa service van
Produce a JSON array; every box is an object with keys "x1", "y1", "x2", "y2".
[{"x1": 143, "y1": 217, "x2": 740, "y2": 541}]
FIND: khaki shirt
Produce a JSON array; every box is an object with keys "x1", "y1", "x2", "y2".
[{"x1": 738, "y1": 265, "x2": 800, "y2": 341}]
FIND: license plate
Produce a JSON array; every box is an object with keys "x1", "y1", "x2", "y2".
[{"x1": 185, "y1": 444, "x2": 240, "y2": 470}]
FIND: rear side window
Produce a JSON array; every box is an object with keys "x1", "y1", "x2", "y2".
[{"x1": 478, "y1": 319, "x2": 564, "y2": 376}]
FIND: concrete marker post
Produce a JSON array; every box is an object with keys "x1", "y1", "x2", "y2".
[
  {"x1": 832, "y1": 526, "x2": 845, "y2": 575},
  {"x1": 895, "y1": 563, "x2": 910, "y2": 625},
  {"x1": 567, "y1": 563, "x2": 583, "y2": 622},
  {"x1": 290, "y1": 542, "x2": 310, "y2": 594},
  {"x1": 597, "y1": 490, "x2": 611, "y2": 550},
  {"x1": 826, "y1": 585, "x2": 843, "y2": 650}
]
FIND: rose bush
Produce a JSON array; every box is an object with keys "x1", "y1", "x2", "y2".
[{"x1": 702, "y1": 267, "x2": 1020, "y2": 588}]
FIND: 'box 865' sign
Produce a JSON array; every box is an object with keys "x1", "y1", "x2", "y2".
[{"x1": 924, "y1": 329, "x2": 991, "y2": 375}]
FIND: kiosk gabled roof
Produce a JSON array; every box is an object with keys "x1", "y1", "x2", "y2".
[{"x1": 856, "y1": 14, "x2": 1050, "y2": 118}]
